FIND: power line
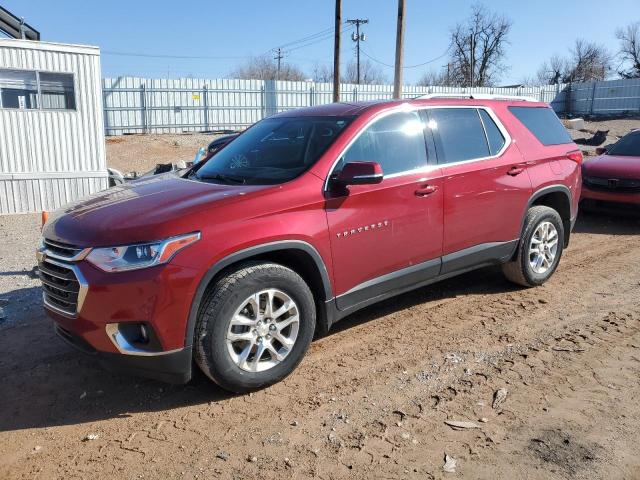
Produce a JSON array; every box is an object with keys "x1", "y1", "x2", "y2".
[
  {"x1": 102, "y1": 51, "x2": 250, "y2": 60},
  {"x1": 360, "y1": 45, "x2": 450, "y2": 69},
  {"x1": 284, "y1": 24, "x2": 354, "y2": 53},
  {"x1": 273, "y1": 25, "x2": 336, "y2": 50}
]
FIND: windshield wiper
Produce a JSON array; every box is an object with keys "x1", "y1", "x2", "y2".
[{"x1": 197, "y1": 173, "x2": 246, "y2": 184}]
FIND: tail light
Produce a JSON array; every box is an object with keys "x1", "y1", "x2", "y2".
[{"x1": 566, "y1": 150, "x2": 583, "y2": 165}]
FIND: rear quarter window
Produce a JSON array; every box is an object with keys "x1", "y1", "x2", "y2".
[{"x1": 508, "y1": 106, "x2": 572, "y2": 146}]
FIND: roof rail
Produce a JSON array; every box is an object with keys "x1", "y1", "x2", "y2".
[{"x1": 416, "y1": 93, "x2": 539, "y2": 102}]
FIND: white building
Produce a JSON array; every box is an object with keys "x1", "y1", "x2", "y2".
[{"x1": 0, "y1": 39, "x2": 107, "y2": 214}]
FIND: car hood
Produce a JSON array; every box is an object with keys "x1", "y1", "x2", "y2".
[
  {"x1": 583, "y1": 155, "x2": 640, "y2": 179},
  {"x1": 43, "y1": 173, "x2": 269, "y2": 246}
]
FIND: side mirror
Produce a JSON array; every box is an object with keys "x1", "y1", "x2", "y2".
[
  {"x1": 334, "y1": 161, "x2": 383, "y2": 186},
  {"x1": 595, "y1": 146, "x2": 608, "y2": 155}
]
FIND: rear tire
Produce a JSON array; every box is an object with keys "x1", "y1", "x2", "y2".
[
  {"x1": 194, "y1": 262, "x2": 316, "y2": 393},
  {"x1": 502, "y1": 206, "x2": 564, "y2": 287}
]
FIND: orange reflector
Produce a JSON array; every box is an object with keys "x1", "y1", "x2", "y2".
[
  {"x1": 158, "y1": 233, "x2": 201, "y2": 263},
  {"x1": 41, "y1": 211, "x2": 50, "y2": 229}
]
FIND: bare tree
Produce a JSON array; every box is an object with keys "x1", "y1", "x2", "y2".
[
  {"x1": 616, "y1": 21, "x2": 640, "y2": 78},
  {"x1": 311, "y1": 63, "x2": 334, "y2": 83},
  {"x1": 535, "y1": 54, "x2": 567, "y2": 85},
  {"x1": 536, "y1": 40, "x2": 611, "y2": 85},
  {"x1": 564, "y1": 39, "x2": 611, "y2": 82},
  {"x1": 342, "y1": 59, "x2": 386, "y2": 85},
  {"x1": 447, "y1": 4, "x2": 512, "y2": 87},
  {"x1": 230, "y1": 55, "x2": 306, "y2": 81},
  {"x1": 416, "y1": 68, "x2": 449, "y2": 86}
]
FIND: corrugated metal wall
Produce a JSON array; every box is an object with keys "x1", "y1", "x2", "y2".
[
  {"x1": 103, "y1": 76, "x2": 640, "y2": 135},
  {"x1": 0, "y1": 40, "x2": 108, "y2": 214},
  {"x1": 557, "y1": 78, "x2": 640, "y2": 115},
  {"x1": 103, "y1": 76, "x2": 564, "y2": 135}
]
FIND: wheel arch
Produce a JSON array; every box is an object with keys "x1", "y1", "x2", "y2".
[
  {"x1": 525, "y1": 185, "x2": 573, "y2": 248},
  {"x1": 184, "y1": 241, "x2": 333, "y2": 347}
]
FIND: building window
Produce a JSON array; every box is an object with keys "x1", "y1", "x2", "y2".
[
  {"x1": 0, "y1": 69, "x2": 76, "y2": 111},
  {"x1": 0, "y1": 69, "x2": 38, "y2": 109}
]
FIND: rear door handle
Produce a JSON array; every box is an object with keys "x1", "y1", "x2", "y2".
[
  {"x1": 415, "y1": 185, "x2": 438, "y2": 197},
  {"x1": 507, "y1": 165, "x2": 525, "y2": 176}
]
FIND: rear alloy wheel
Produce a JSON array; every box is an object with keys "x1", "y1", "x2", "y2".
[
  {"x1": 503, "y1": 206, "x2": 565, "y2": 287},
  {"x1": 194, "y1": 262, "x2": 315, "y2": 393},
  {"x1": 528, "y1": 221, "x2": 559, "y2": 274}
]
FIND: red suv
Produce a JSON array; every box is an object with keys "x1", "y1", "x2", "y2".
[{"x1": 38, "y1": 96, "x2": 582, "y2": 392}]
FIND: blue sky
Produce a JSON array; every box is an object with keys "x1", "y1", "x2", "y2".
[{"x1": 2, "y1": 0, "x2": 637, "y2": 84}]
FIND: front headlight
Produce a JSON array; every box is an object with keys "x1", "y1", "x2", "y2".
[{"x1": 85, "y1": 232, "x2": 201, "y2": 272}]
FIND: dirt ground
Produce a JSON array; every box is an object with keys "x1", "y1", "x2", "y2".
[
  {"x1": 2, "y1": 118, "x2": 640, "y2": 479},
  {"x1": 568, "y1": 118, "x2": 639, "y2": 157},
  {"x1": 106, "y1": 133, "x2": 223, "y2": 175},
  {"x1": 1, "y1": 211, "x2": 640, "y2": 480}
]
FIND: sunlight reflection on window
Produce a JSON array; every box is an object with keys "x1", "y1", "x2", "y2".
[{"x1": 401, "y1": 119, "x2": 425, "y2": 136}]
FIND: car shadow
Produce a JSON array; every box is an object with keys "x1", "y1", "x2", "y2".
[
  {"x1": 328, "y1": 265, "x2": 518, "y2": 336},
  {"x1": 573, "y1": 209, "x2": 640, "y2": 235}
]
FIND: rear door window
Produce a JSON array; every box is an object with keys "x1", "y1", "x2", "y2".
[
  {"x1": 479, "y1": 109, "x2": 506, "y2": 155},
  {"x1": 508, "y1": 106, "x2": 572, "y2": 146},
  {"x1": 428, "y1": 108, "x2": 489, "y2": 164}
]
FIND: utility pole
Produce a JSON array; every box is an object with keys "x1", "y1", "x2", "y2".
[
  {"x1": 393, "y1": 0, "x2": 405, "y2": 99},
  {"x1": 444, "y1": 63, "x2": 451, "y2": 86},
  {"x1": 274, "y1": 47, "x2": 284, "y2": 81},
  {"x1": 333, "y1": 0, "x2": 341, "y2": 102},
  {"x1": 347, "y1": 18, "x2": 368, "y2": 84},
  {"x1": 469, "y1": 31, "x2": 475, "y2": 88}
]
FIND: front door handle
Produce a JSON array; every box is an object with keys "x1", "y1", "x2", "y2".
[
  {"x1": 415, "y1": 185, "x2": 438, "y2": 197},
  {"x1": 507, "y1": 165, "x2": 525, "y2": 176}
]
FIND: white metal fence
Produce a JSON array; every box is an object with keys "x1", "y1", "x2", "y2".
[{"x1": 102, "y1": 76, "x2": 640, "y2": 135}]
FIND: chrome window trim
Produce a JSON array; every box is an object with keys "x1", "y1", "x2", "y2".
[{"x1": 324, "y1": 103, "x2": 513, "y2": 190}]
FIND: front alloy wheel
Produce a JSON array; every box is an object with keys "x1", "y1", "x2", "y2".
[
  {"x1": 226, "y1": 289, "x2": 300, "y2": 372},
  {"x1": 194, "y1": 262, "x2": 316, "y2": 393}
]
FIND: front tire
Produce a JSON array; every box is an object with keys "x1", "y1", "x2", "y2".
[
  {"x1": 502, "y1": 206, "x2": 565, "y2": 287},
  {"x1": 194, "y1": 262, "x2": 316, "y2": 393}
]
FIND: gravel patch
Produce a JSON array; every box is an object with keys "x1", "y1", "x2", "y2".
[{"x1": 0, "y1": 214, "x2": 42, "y2": 327}]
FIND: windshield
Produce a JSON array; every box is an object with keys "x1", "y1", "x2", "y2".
[
  {"x1": 193, "y1": 116, "x2": 353, "y2": 185},
  {"x1": 607, "y1": 131, "x2": 640, "y2": 157}
]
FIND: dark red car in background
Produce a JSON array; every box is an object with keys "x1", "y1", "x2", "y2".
[
  {"x1": 38, "y1": 96, "x2": 581, "y2": 392},
  {"x1": 581, "y1": 129, "x2": 640, "y2": 212}
]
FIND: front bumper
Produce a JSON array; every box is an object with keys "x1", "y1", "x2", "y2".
[
  {"x1": 38, "y1": 248, "x2": 201, "y2": 383},
  {"x1": 54, "y1": 323, "x2": 193, "y2": 383},
  {"x1": 581, "y1": 185, "x2": 640, "y2": 205}
]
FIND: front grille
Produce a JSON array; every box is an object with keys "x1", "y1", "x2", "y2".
[
  {"x1": 43, "y1": 239, "x2": 87, "y2": 260},
  {"x1": 584, "y1": 176, "x2": 640, "y2": 193},
  {"x1": 38, "y1": 259, "x2": 81, "y2": 316}
]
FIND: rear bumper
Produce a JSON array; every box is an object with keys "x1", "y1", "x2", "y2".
[{"x1": 54, "y1": 323, "x2": 193, "y2": 384}]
